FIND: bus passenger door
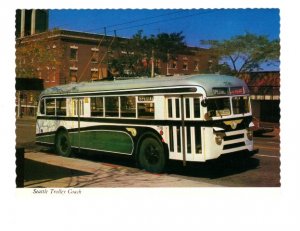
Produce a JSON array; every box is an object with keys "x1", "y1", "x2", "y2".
[
  {"x1": 167, "y1": 96, "x2": 204, "y2": 162},
  {"x1": 70, "y1": 98, "x2": 84, "y2": 149}
]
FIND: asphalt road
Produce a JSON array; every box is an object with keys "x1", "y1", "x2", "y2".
[{"x1": 16, "y1": 117, "x2": 280, "y2": 187}]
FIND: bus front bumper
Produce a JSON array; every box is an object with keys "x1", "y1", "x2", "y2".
[{"x1": 214, "y1": 148, "x2": 259, "y2": 161}]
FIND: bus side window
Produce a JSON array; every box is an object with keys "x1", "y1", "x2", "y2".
[
  {"x1": 39, "y1": 99, "x2": 45, "y2": 115},
  {"x1": 138, "y1": 103, "x2": 154, "y2": 118},
  {"x1": 121, "y1": 96, "x2": 136, "y2": 118},
  {"x1": 167, "y1": 98, "x2": 172, "y2": 118},
  {"x1": 175, "y1": 98, "x2": 180, "y2": 118},
  {"x1": 91, "y1": 97, "x2": 104, "y2": 117},
  {"x1": 105, "y1": 97, "x2": 119, "y2": 117},
  {"x1": 46, "y1": 98, "x2": 55, "y2": 116},
  {"x1": 194, "y1": 98, "x2": 201, "y2": 118},
  {"x1": 185, "y1": 98, "x2": 190, "y2": 118},
  {"x1": 73, "y1": 99, "x2": 77, "y2": 116},
  {"x1": 56, "y1": 98, "x2": 66, "y2": 116}
]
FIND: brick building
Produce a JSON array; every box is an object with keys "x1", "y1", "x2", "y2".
[
  {"x1": 240, "y1": 71, "x2": 280, "y2": 122},
  {"x1": 16, "y1": 29, "x2": 216, "y2": 88},
  {"x1": 16, "y1": 29, "x2": 217, "y2": 116}
]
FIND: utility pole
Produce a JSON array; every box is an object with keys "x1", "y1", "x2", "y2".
[
  {"x1": 151, "y1": 49, "x2": 155, "y2": 78},
  {"x1": 104, "y1": 27, "x2": 108, "y2": 79},
  {"x1": 167, "y1": 51, "x2": 170, "y2": 75}
]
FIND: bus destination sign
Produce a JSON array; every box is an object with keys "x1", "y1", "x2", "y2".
[
  {"x1": 230, "y1": 87, "x2": 244, "y2": 95},
  {"x1": 138, "y1": 96, "x2": 153, "y2": 101}
]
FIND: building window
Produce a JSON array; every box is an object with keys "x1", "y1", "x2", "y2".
[
  {"x1": 171, "y1": 61, "x2": 177, "y2": 69},
  {"x1": 91, "y1": 49, "x2": 99, "y2": 63},
  {"x1": 69, "y1": 69, "x2": 77, "y2": 82},
  {"x1": 194, "y1": 61, "x2": 199, "y2": 71},
  {"x1": 70, "y1": 47, "x2": 78, "y2": 60},
  {"x1": 91, "y1": 69, "x2": 98, "y2": 81},
  {"x1": 51, "y1": 67, "x2": 56, "y2": 82},
  {"x1": 183, "y1": 61, "x2": 188, "y2": 70}
]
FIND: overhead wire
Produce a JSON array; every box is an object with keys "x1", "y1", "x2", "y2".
[
  {"x1": 49, "y1": 10, "x2": 185, "y2": 35},
  {"x1": 53, "y1": 10, "x2": 219, "y2": 81}
]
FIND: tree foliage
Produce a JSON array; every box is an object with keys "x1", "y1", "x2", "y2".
[
  {"x1": 201, "y1": 33, "x2": 280, "y2": 76},
  {"x1": 16, "y1": 31, "x2": 65, "y2": 78},
  {"x1": 110, "y1": 30, "x2": 187, "y2": 77}
]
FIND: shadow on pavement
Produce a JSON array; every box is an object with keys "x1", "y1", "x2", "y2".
[
  {"x1": 30, "y1": 147, "x2": 260, "y2": 181},
  {"x1": 74, "y1": 150, "x2": 136, "y2": 168},
  {"x1": 73, "y1": 149, "x2": 260, "y2": 180},
  {"x1": 166, "y1": 156, "x2": 260, "y2": 179},
  {"x1": 24, "y1": 159, "x2": 90, "y2": 188}
]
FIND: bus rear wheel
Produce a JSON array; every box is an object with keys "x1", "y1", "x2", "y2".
[
  {"x1": 138, "y1": 137, "x2": 166, "y2": 173},
  {"x1": 55, "y1": 130, "x2": 71, "y2": 157}
]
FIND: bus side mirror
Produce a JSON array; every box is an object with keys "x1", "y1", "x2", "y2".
[{"x1": 201, "y1": 99, "x2": 208, "y2": 107}]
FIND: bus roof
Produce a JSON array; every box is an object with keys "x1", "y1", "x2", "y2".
[{"x1": 40, "y1": 74, "x2": 249, "y2": 97}]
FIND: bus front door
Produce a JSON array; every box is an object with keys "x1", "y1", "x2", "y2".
[{"x1": 167, "y1": 96, "x2": 204, "y2": 163}]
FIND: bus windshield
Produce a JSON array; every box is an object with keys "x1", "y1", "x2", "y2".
[
  {"x1": 206, "y1": 98, "x2": 231, "y2": 117},
  {"x1": 232, "y1": 96, "x2": 250, "y2": 114},
  {"x1": 206, "y1": 96, "x2": 250, "y2": 118}
]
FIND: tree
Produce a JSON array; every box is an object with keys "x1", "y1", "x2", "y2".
[
  {"x1": 110, "y1": 30, "x2": 150, "y2": 77},
  {"x1": 201, "y1": 33, "x2": 280, "y2": 76},
  {"x1": 149, "y1": 32, "x2": 188, "y2": 76},
  {"x1": 16, "y1": 30, "x2": 65, "y2": 78},
  {"x1": 110, "y1": 30, "x2": 188, "y2": 77}
]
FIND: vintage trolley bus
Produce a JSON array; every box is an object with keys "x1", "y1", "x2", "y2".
[{"x1": 36, "y1": 74, "x2": 257, "y2": 173}]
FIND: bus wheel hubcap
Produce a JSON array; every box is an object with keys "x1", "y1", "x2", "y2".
[
  {"x1": 145, "y1": 145, "x2": 159, "y2": 164},
  {"x1": 60, "y1": 137, "x2": 68, "y2": 152}
]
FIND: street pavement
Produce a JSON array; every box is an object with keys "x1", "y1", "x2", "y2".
[{"x1": 24, "y1": 151, "x2": 219, "y2": 187}]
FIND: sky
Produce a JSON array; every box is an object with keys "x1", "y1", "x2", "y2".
[{"x1": 49, "y1": 9, "x2": 280, "y2": 48}]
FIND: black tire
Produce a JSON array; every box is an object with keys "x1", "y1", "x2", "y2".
[
  {"x1": 55, "y1": 130, "x2": 71, "y2": 157},
  {"x1": 138, "y1": 137, "x2": 166, "y2": 173}
]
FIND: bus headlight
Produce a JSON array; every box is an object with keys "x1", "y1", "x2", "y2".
[
  {"x1": 215, "y1": 133, "x2": 223, "y2": 145},
  {"x1": 247, "y1": 130, "x2": 253, "y2": 141}
]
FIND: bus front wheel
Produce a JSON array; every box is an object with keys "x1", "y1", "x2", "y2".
[
  {"x1": 138, "y1": 137, "x2": 166, "y2": 173},
  {"x1": 55, "y1": 130, "x2": 71, "y2": 157}
]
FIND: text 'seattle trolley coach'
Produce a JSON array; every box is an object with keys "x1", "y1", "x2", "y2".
[{"x1": 36, "y1": 74, "x2": 258, "y2": 173}]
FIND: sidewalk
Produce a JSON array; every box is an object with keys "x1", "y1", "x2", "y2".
[{"x1": 24, "y1": 151, "x2": 219, "y2": 188}]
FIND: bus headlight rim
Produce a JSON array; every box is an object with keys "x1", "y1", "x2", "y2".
[
  {"x1": 247, "y1": 129, "x2": 253, "y2": 141},
  {"x1": 215, "y1": 134, "x2": 223, "y2": 145}
]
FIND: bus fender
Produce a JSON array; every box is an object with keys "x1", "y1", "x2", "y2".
[{"x1": 135, "y1": 130, "x2": 169, "y2": 164}]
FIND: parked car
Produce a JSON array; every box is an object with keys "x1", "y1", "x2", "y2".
[{"x1": 252, "y1": 117, "x2": 274, "y2": 136}]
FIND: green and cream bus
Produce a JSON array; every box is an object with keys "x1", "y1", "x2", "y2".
[{"x1": 36, "y1": 74, "x2": 257, "y2": 173}]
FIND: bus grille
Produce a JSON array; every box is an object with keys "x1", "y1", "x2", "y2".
[
  {"x1": 223, "y1": 134, "x2": 244, "y2": 141},
  {"x1": 223, "y1": 142, "x2": 245, "y2": 150}
]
